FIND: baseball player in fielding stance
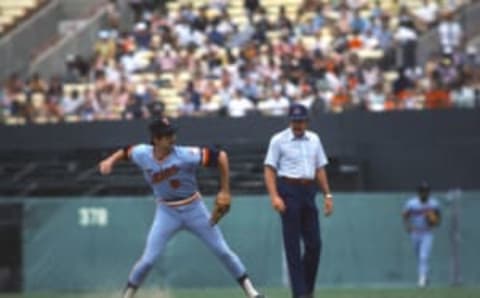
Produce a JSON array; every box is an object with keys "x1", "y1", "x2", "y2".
[
  {"x1": 99, "y1": 118, "x2": 264, "y2": 298},
  {"x1": 402, "y1": 181, "x2": 441, "y2": 288}
]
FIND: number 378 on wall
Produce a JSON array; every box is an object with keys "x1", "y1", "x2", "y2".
[{"x1": 78, "y1": 207, "x2": 109, "y2": 227}]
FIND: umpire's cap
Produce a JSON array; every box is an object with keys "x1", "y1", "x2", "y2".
[
  {"x1": 149, "y1": 117, "x2": 177, "y2": 137},
  {"x1": 417, "y1": 181, "x2": 430, "y2": 192},
  {"x1": 288, "y1": 104, "x2": 309, "y2": 121}
]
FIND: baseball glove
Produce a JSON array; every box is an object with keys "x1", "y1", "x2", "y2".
[
  {"x1": 210, "y1": 192, "x2": 231, "y2": 225},
  {"x1": 426, "y1": 210, "x2": 439, "y2": 227}
]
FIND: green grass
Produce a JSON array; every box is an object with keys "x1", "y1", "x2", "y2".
[{"x1": 1, "y1": 288, "x2": 480, "y2": 298}]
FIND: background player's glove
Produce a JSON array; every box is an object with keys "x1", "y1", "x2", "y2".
[
  {"x1": 426, "y1": 210, "x2": 439, "y2": 226},
  {"x1": 210, "y1": 191, "x2": 231, "y2": 225}
]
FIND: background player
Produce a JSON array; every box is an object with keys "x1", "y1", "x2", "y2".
[
  {"x1": 403, "y1": 181, "x2": 441, "y2": 288},
  {"x1": 98, "y1": 118, "x2": 264, "y2": 298}
]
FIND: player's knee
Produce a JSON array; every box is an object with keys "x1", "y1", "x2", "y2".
[
  {"x1": 306, "y1": 236, "x2": 322, "y2": 252},
  {"x1": 214, "y1": 246, "x2": 236, "y2": 261},
  {"x1": 419, "y1": 254, "x2": 429, "y2": 262}
]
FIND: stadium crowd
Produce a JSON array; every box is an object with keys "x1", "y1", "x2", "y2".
[{"x1": 1, "y1": 0, "x2": 478, "y2": 124}]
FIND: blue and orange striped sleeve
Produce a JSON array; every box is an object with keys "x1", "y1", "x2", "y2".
[{"x1": 200, "y1": 147, "x2": 220, "y2": 167}]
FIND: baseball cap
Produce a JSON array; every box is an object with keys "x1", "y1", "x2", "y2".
[
  {"x1": 149, "y1": 117, "x2": 177, "y2": 137},
  {"x1": 288, "y1": 104, "x2": 309, "y2": 121},
  {"x1": 417, "y1": 181, "x2": 430, "y2": 192}
]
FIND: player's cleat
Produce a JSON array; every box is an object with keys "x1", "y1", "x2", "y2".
[
  {"x1": 122, "y1": 283, "x2": 137, "y2": 298},
  {"x1": 122, "y1": 287, "x2": 135, "y2": 298},
  {"x1": 239, "y1": 275, "x2": 263, "y2": 298},
  {"x1": 418, "y1": 275, "x2": 427, "y2": 288}
]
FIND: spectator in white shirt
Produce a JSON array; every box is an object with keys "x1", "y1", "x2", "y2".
[
  {"x1": 61, "y1": 89, "x2": 85, "y2": 116},
  {"x1": 415, "y1": 0, "x2": 439, "y2": 26},
  {"x1": 178, "y1": 94, "x2": 197, "y2": 117},
  {"x1": 293, "y1": 87, "x2": 315, "y2": 109},
  {"x1": 362, "y1": 60, "x2": 381, "y2": 87},
  {"x1": 438, "y1": 11, "x2": 463, "y2": 54},
  {"x1": 451, "y1": 81, "x2": 476, "y2": 108},
  {"x1": 261, "y1": 59, "x2": 282, "y2": 81},
  {"x1": 366, "y1": 83, "x2": 386, "y2": 112},
  {"x1": 325, "y1": 68, "x2": 343, "y2": 92},
  {"x1": 313, "y1": 29, "x2": 332, "y2": 54},
  {"x1": 279, "y1": 76, "x2": 298, "y2": 99},
  {"x1": 217, "y1": 79, "x2": 235, "y2": 108},
  {"x1": 227, "y1": 90, "x2": 255, "y2": 117},
  {"x1": 258, "y1": 87, "x2": 290, "y2": 116},
  {"x1": 394, "y1": 21, "x2": 418, "y2": 69},
  {"x1": 105, "y1": 64, "x2": 120, "y2": 86},
  {"x1": 120, "y1": 50, "x2": 137, "y2": 74},
  {"x1": 217, "y1": 12, "x2": 235, "y2": 36},
  {"x1": 363, "y1": 29, "x2": 380, "y2": 49},
  {"x1": 200, "y1": 93, "x2": 221, "y2": 115},
  {"x1": 175, "y1": 22, "x2": 205, "y2": 47}
]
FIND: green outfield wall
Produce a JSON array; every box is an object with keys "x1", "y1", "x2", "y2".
[{"x1": 2, "y1": 192, "x2": 479, "y2": 291}]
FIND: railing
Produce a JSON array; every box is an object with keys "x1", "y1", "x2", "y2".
[
  {"x1": 0, "y1": 0, "x2": 61, "y2": 80},
  {"x1": 29, "y1": 5, "x2": 108, "y2": 78},
  {"x1": 416, "y1": 0, "x2": 480, "y2": 65}
]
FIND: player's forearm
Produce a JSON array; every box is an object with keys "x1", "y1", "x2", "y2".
[
  {"x1": 264, "y1": 166, "x2": 279, "y2": 199},
  {"x1": 217, "y1": 150, "x2": 230, "y2": 192},
  {"x1": 315, "y1": 168, "x2": 331, "y2": 195},
  {"x1": 99, "y1": 149, "x2": 128, "y2": 175},
  {"x1": 107, "y1": 149, "x2": 128, "y2": 165}
]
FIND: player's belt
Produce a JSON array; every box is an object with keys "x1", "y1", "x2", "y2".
[
  {"x1": 160, "y1": 192, "x2": 200, "y2": 207},
  {"x1": 279, "y1": 176, "x2": 315, "y2": 185}
]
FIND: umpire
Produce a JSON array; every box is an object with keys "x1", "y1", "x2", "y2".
[{"x1": 264, "y1": 104, "x2": 333, "y2": 298}]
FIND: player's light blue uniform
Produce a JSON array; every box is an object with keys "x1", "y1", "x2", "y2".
[
  {"x1": 127, "y1": 143, "x2": 246, "y2": 286},
  {"x1": 403, "y1": 197, "x2": 440, "y2": 281}
]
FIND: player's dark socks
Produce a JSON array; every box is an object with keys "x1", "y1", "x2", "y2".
[{"x1": 237, "y1": 274, "x2": 249, "y2": 285}]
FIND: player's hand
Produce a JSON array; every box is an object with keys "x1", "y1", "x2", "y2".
[
  {"x1": 98, "y1": 158, "x2": 114, "y2": 175},
  {"x1": 216, "y1": 190, "x2": 231, "y2": 207},
  {"x1": 271, "y1": 195, "x2": 286, "y2": 213},
  {"x1": 324, "y1": 194, "x2": 333, "y2": 217}
]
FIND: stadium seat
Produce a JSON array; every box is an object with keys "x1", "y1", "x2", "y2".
[{"x1": 0, "y1": 0, "x2": 45, "y2": 35}]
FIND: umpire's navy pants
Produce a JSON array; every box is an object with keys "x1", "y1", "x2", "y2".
[{"x1": 278, "y1": 178, "x2": 321, "y2": 298}]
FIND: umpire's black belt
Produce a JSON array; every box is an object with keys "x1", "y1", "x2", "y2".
[{"x1": 279, "y1": 176, "x2": 315, "y2": 185}]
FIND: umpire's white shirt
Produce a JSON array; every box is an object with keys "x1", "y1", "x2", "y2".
[{"x1": 264, "y1": 128, "x2": 328, "y2": 179}]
